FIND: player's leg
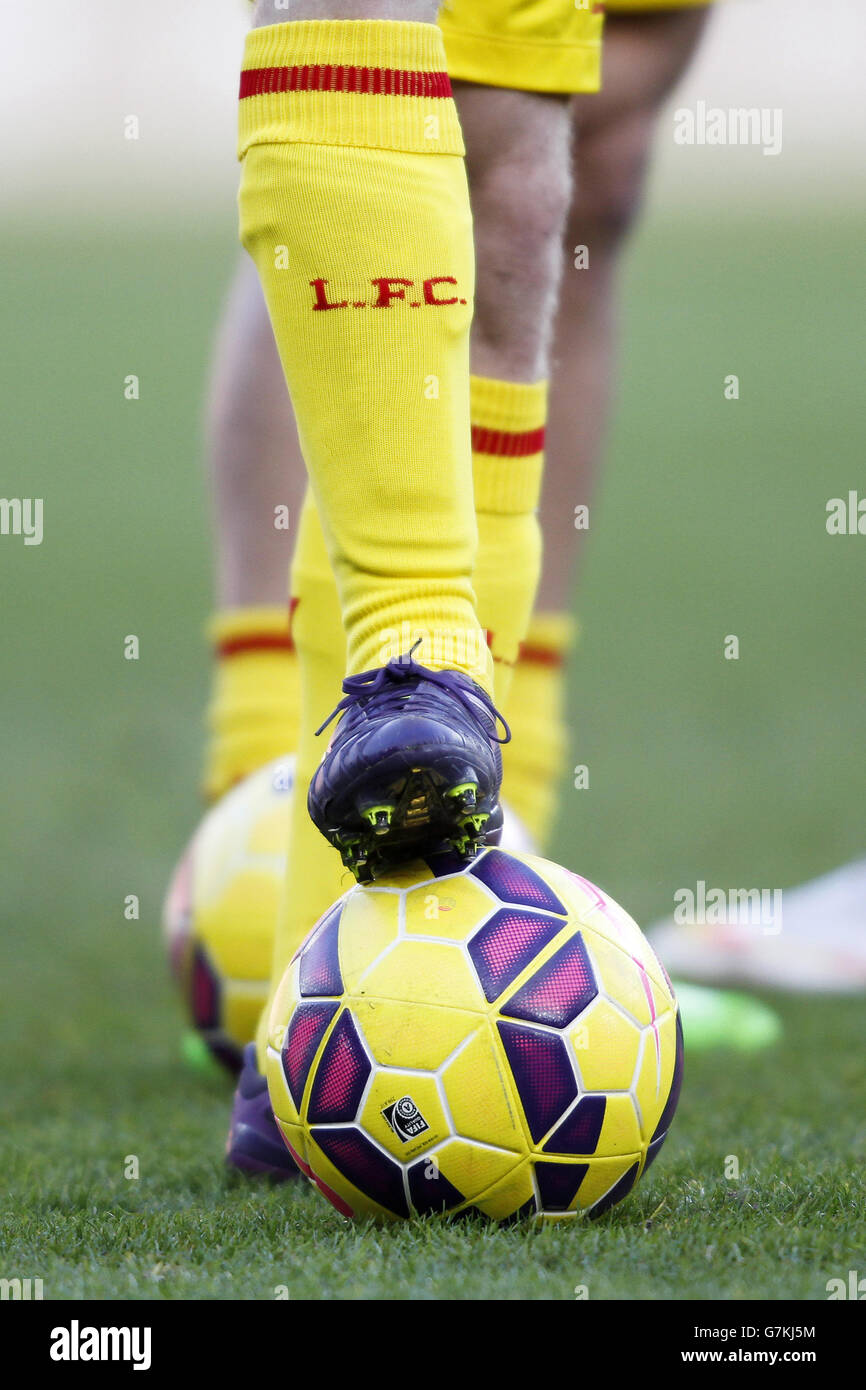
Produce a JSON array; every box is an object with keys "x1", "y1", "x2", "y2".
[
  {"x1": 203, "y1": 254, "x2": 306, "y2": 801},
  {"x1": 243, "y1": 0, "x2": 511, "y2": 883},
  {"x1": 503, "y1": 5, "x2": 711, "y2": 850}
]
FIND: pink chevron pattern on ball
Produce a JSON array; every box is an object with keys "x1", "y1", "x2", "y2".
[
  {"x1": 282, "y1": 1001, "x2": 338, "y2": 1108},
  {"x1": 469, "y1": 908, "x2": 564, "y2": 1001},
  {"x1": 501, "y1": 936, "x2": 597, "y2": 1027},
  {"x1": 471, "y1": 849, "x2": 566, "y2": 915},
  {"x1": 307, "y1": 1011, "x2": 370, "y2": 1123}
]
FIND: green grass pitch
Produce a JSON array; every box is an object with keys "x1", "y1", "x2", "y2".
[{"x1": 1, "y1": 209, "x2": 864, "y2": 1299}]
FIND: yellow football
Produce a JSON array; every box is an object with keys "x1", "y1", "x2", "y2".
[
  {"x1": 265, "y1": 847, "x2": 683, "y2": 1222},
  {"x1": 162, "y1": 757, "x2": 295, "y2": 1072}
]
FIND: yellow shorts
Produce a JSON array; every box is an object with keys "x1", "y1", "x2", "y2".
[{"x1": 437, "y1": 0, "x2": 603, "y2": 95}]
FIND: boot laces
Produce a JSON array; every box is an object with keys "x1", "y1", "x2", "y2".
[{"x1": 315, "y1": 640, "x2": 511, "y2": 744}]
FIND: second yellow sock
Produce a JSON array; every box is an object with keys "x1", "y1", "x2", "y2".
[
  {"x1": 500, "y1": 611, "x2": 576, "y2": 853},
  {"x1": 204, "y1": 606, "x2": 299, "y2": 802}
]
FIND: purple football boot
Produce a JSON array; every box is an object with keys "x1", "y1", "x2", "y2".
[
  {"x1": 225, "y1": 1044, "x2": 300, "y2": 1180},
  {"x1": 308, "y1": 646, "x2": 509, "y2": 882}
]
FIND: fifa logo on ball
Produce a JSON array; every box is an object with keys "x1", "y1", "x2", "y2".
[{"x1": 382, "y1": 1097, "x2": 430, "y2": 1143}]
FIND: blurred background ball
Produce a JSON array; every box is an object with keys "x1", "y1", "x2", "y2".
[{"x1": 162, "y1": 756, "x2": 296, "y2": 1074}]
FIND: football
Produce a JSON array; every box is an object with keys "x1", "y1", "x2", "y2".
[
  {"x1": 162, "y1": 756, "x2": 296, "y2": 1073},
  {"x1": 265, "y1": 847, "x2": 683, "y2": 1222},
  {"x1": 162, "y1": 755, "x2": 537, "y2": 1073}
]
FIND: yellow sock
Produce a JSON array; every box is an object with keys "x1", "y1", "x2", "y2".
[
  {"x1": 500, "y1": 612, "x2": 576, "y2": 854},
  {"x1": 470, "y1": 375, "x2": 547, "y2": 712},
  {"x1": 239, "y1": 20, "x2": 491, "y2": 693},
  {"x1": 204, "y1": 606, "x2": 299, "y2": 801}
]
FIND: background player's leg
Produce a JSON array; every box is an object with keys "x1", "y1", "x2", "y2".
[
  {"x1": 503, "y1": 8, "x2": 710, "y2": 848},
  {"x1": 540, "y1": 8, "x2": 711, "y2": 609},
  {"x1": 203, "y1": 254, "x2": 306, "y2": 801},
  {"x1": 208, "y1": 254, "x2": 304, "y2": 612}
]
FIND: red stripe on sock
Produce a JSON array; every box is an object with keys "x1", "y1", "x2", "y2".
[
  {"x1": 239, "y1": 65, "x2": 452, "y2": 101},
  {"x1": 217, "y1": 633, "x2": 295, "y2": 659},
  {"x1": 519, "y1": 642, "x2": 564, "y2": 669},
  {"x1": 471, "y1": 425, "x2": 546, "y2": 458}
]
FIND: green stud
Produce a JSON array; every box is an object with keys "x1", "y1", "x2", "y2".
[
  {"x1": 447, "y1": 782, "x2": 478, "y2": 807},
  {"x1": 362, "y1": 805, "x2": 394, "y2": 833}
]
